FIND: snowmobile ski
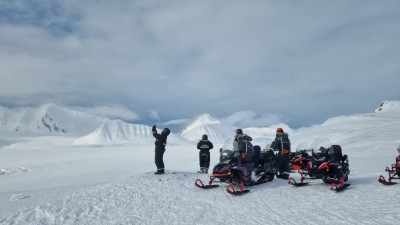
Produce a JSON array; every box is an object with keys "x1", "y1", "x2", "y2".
[
  {"x1": 227, "y1": 189, "x2": 250, "y2": 196},
  {"x1": 378, "y1": 175, "x2": 397, "y2": 185},
  {"x1": 288, "y1": 177, "x2": 309, "y2": 187},
  {"x1": 226, "y1": 182, "x2": 250, "y2": 195},
  {"x1": 195, "y1": 179, "x2": 219, "y2": 189},
  {"x1": 331, "y1": 183, "x2": 351, "y2": 192}
]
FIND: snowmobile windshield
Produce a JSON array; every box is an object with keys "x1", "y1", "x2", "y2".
[
  {"x1": 296, "y1": 142, "x2": 310, "y2": 153},
  {"x1": 397, "y1": 143, "x2": 400, "y2": 154},
  {"x1": 221, "y1": 139, "x2": 239, "y2": 152},
  {"x1": 311, "y1": 138, "x2": 332, "y2": 156}
]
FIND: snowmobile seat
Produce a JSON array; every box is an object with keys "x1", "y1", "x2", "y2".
[
  {"x1": 253, "y1": 145, "x2": 262, "y2": 166},
  {"x1": 331, "y1": 145, "x2": 344, "y2": 163}
]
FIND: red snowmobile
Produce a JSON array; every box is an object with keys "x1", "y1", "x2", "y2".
[
  {"x1": 195, "y1": 140, "x2": 275, "y2": 195},
  {"x1": 378, "y1": 144, "x2": 400, "y2": 185},
  {"x1": 288, "y1": 138, "x2": 350, "y2": 192}
]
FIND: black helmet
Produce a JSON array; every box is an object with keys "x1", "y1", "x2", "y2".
[
  {"x1": 235, "y1": 129, "x2": 243, "y2": 135},
  {"x1": 161, "y1": 128, "x2": 170, "y2": 136},
  {"x1": 202, "y1": 134, "x2": 208, "y2": 140}
]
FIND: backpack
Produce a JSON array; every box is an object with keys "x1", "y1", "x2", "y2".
[{"x1": 279, "y1": 133, "x2": 291, "y2": 154}]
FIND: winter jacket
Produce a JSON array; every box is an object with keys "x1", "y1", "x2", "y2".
[
  {"x1": 153, "y1": 130, "x2": 168, "y2": 150},
  {"x1": 270, "y1": 133, "x2": 291, "y2": 154},
  {"x1": 235, "y1": 134, "x2": 253, "y2": 163},
  {"x1": 197, "y1": 140, "x2": 214, "y2": 152}
]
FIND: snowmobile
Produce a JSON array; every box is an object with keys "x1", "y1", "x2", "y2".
[
  {"x1": 195, "y1": 140, "x2": 275, "y2": 195},
  {"x1": 289, "y1": 142, "x2": 311, "y2": 171},
  {"x1": 288, "y1": 138, "x2": 350, "y2": 192},
  {"x1": 378, "y1": 144, "x2": 400, "y2": 185}
]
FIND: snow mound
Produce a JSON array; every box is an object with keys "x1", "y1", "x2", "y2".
[
  {"x1": 374, "y1": 100, "x2": 400, "y2": 113},
  {"x1": 74, "y1": 120, "x2": 193, "y2": 146}
]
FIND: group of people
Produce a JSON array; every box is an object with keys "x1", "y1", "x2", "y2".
[
  {"x1": 151, "y1": 125, "x2": 291, "y2": 178},
  {"x1": 233, "y1": 127, "x2": 291, "y2": 179}
]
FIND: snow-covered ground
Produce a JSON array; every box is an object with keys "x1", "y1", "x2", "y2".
[{"x1": 1, "y1": 103, "x2": 400, "y2": 225}]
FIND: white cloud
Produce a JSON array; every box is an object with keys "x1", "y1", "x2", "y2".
[
  {"x1": 148, "y1": 110, "x2": 160, "y2": 120},
  {"x1": 0, "y1": 0, "x2": 399, "y2": 127},
  {"x1": 163, "y1": 119, "x2": 190, "y2": 126},
  {"x1": 222, "y1": 111, "x2": 282, "y2": 128},
  {"x1": 73, "y1": 105, "x2": 139, "y2": 121}
]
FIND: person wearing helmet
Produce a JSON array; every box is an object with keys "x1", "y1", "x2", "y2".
[
  {"x1": 196, "y1": 134, "x2": 214, "y2": 173},
  {"x1": 152, "y1": 125, "x2": 170, "y2": 175},
  {"x1": 234, "y1": 129, "x2": 257, "y2": 184},
  {"x1": 234, "y1": 128, "x2": 253, "y2": 164},
  {"x1": 270, "y1": 127, "x2": 291, "y2": 179}
]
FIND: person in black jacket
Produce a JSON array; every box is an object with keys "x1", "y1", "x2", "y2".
[
  {"x1": 152, "y1": 125, "x2": 170, "y2": 175},
  {"x1": 234, "y1": 129, "x2": 253, "y2": 164},
  {"x1": 197, "y1": 134, "x2": 214, "y2": 173}
]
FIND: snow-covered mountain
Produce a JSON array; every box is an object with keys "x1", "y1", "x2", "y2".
[
  {"x1": 374, "y1": 100, "x2": 400, "y2": 113},
  {"x1": 74, "y1": 101, "x2": 400, "y2": 149},
  {"x1": 177, "y1": 113, "x2": 293, "y2": 145},
  {"x1": 242, "y1": 124, "x2": 293, "y2": 147},
  {"x1": 74, "y1": 120, "x2": 193, "y2": 146},
  {"x1": 0, "y1": 104, "x2": 107, "y2": 135},
  {"x1": 178, "y1": 114, "x2": 239, "y2": 143},
  {"x1": 290, "y1": 100, "x2": 400, "y2": 152},
  {"x1": 1, "y1": 101, "x2": 400, "y2": 225}
]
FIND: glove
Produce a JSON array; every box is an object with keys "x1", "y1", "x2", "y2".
[{"x1": 152, "y1": 125, "x2": 156, "y2": 132}]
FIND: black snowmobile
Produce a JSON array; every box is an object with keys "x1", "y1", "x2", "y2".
[
  {"x1": 288, "y1": 138, "x2": 350, "y2": 192},
  {"x1": 378, "y1": 144, "x2": 400, "y2": 185},
  {"x1": 195, "y1": 140, "x2": 276, "y2": 195}
]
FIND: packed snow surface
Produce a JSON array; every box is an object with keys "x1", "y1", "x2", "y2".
[{"x1": 0, "y1": 102, "x2": 400, "y2": 225}]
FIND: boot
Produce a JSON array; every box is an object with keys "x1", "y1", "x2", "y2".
[
  {"x1": 154, "y1": 169, "x2": 165, "y2": 175},
  {"x1": 281, "y1": 172, "x2": 289, "y2": 179},
  {"x1": 204, "y1": 168, "x2": 208, "y2": 174}
]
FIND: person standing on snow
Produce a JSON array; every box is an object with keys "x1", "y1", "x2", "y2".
[
  {"x1": 152, "y1": 125, "x2": 170, "y2": 175},
  {"x1": 270, "y1": 127, "x2": 291, "y2": 179},
  {"x1": 197, "y1": 134, "x2": 214, "y2": 173}
]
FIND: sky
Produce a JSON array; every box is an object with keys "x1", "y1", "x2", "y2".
[{"x1": 0, "y1": 0, "x2": 399, "y2": 129}]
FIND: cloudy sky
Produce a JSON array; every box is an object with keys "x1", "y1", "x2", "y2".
[{"x1": 0, "y1": 0, "x2": 399, "y2": 128}]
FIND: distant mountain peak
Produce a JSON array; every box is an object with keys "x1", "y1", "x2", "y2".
[
  {"x1": 0, "y1": 103, "x2": 107, "y2": 135},
  {"x1": 375, "y1": 101, "x2": 400, "y2": 113},
  {"x1": 179, "y1": 114, "x2": 220, "y2": 134}
]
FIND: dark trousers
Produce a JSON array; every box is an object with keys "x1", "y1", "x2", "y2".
[
  {"x1": 199, "y1": 150, "x2": 210, "y2": 169},
  {"x1": 155, "y1": 147, "x2": 165, "y2": 171},
  {"x1": 277, "y1": 153, "x2": 290, "y2": 174}
]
